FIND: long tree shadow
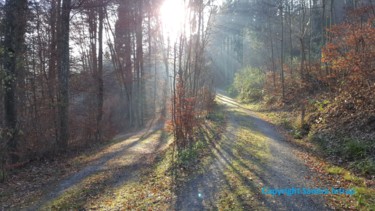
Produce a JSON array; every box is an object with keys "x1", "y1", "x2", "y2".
[
  {"x1": 192, "y1": 97, "x2": 331, "y2": 210},
  {"x1": 174, "y1": 112, "x2": 270, "y2": 210},
  {"x1": 203, "y1": 119, "x2": 287, "y2": 210},
  {"x1": 234, "y1": 109, "x2": 328, "y2": 210},
  {"x1": 32, "y1": 123, "x2": 168, "y2": 210},
  {"x1": 218, "y1": 93, "x2": 322, "y2": 157}
]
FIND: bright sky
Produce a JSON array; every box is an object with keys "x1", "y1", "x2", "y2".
[
  {"x1": 159, "y1": 0, "x2": 188, "y2": 41},
  {"x1": 159, "y1": 0, "x2": 225, "y2": 41}
]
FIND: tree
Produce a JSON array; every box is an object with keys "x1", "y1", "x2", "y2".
[
  {"x1": 56, "y1": 0, "x2": 72, "y2": 150},
  {"x1": 279, "y1": 1, "x2": 285, "y2": 99},
  {"x1": 3, "y1": 0, "x2": 28, "y2": 163},
  {"x1": 96, "y1": 0, "x2": 104, "y2": 141}
]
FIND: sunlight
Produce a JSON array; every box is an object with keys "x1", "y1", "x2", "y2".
[{"x1": 160, "y1": 0, "x2": 187, "y2": 41}]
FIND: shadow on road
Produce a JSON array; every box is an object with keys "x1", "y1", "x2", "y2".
[
  {"x1": 30, "y1": 121, "x2": 169, "y2": 210},
  {"x1": 175, "y1": 92, "x2": 330, "y2": 210}
]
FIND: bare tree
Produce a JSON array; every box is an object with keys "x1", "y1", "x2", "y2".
[
  {"x1": 56, "y1": 0, "x2": 72, "y2": 150},
  {"x1": 3, "y1": 0, "x2": 28, "y2": 163}
]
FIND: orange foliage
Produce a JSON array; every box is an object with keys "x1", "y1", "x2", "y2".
[
  {"x1": 322, "y1": 13, "x2": 375, "y2": 88},
  {"x1": 170, "y1": 76, "x2": 215, "y2": 150},
  {"x1": 171, "y1": 77, "x2": 198, "y2": 149}
]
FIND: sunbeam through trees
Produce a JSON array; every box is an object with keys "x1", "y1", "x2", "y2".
[{"x1": 0, "y1": 0, "x2": 374, "y2": 210}]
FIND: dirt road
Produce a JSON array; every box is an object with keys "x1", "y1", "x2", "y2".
[
  {"x1": 21, "y1": 93, "x2": 331, "y2": 210},
  {"x1": 176, "y1": 93, "x2": 330, "y2": 210},
  {"x1": 26, "y1": 121, "x2": 169, "y2": 210}
]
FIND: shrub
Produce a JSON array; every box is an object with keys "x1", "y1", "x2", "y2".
[
  {"x1": 343, "y1": 139, "x2": 368, "y2": 161},
  {"x1": 226, "y1": 85, "x2": 238, "y2": 98},
  {"x1": 233, "y1": 66, "x2": 265, "y2": 102}
]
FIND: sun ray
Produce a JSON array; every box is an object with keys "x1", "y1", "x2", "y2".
[{"x1": 159, "y1": 0, "x2": 187, "y2": 41}]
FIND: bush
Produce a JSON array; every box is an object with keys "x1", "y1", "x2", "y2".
[
  {"x1": 226, "y1": 85, "x2": 238, "y2": 98},
  {"x1": 351, "y1": 159, "x2": 375, "y2": 175},
  {"x1": 233, "y1": 66, "x2": 265, "y2": 102},
  {"x1": 177, "y1": 141, "x2": 206, "y2": 167},
  {"x1": 343, "y1": 139, "x2": 368, "y2": 161}
]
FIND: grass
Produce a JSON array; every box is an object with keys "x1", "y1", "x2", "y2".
[
  {"x1": 343, "y1": 172, "x2": 364, "y2": 185},
  {"x1": 81, "y1": 103, "x2": 227, "y2": 210},
  {"x1": 175, "y1": 103, "x2": 226, "y2": 177},
  {"x1": 50, "y1": 143, "x2": 174, "y2": 210},
  {"x1": 43, "y1": 171, "x2": 111, "y2": 210},
  {"x1": 313, "y1": 134, "x2": 375, "y2": 175},
  {"x1": 326, "y1": 166, "x2": 345, "y2": 175},
  {"x1": 350, "y1": 159, "x2": 375, "y2": 176},
  {"x1": 213, "y1": 107, "x2": 270, "y2": 210},
  {"x1": 39, "y1": 128, "x2": 172, "y2": 210},
  {"x1": 354, "y1": 187, "x2": 375, "y2": 209},
  {"x1": 91, "y1": 149, "x2": 175, "y2": 210}
]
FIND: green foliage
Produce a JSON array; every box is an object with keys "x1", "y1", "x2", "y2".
[
  {"x1": 177, "y1": 141, "x2": 206, "y2": 167},
  {"x1": 293, "y1": 129, "x2": 303, "y2": 139},
  {"x1": 177, "y1": 148, "x2": 196, "y2": 167},
  {"x1": 350, "y1": 159, "x2": 375, "y2": 175},
  {"x1": 225, "y1": 85, "x2": 238, "y2": 98},
  {"x1": 206, "y1": 111, "x2": 224, "y2": 122},
  {"x1": 194, "y1": 140, "x2": 205, "y2": 151},
  {"x1": 232, "y1": 66, "x2": 265, "y2": 102},
  {"x1": 343, "y1": 139, "x2": 368, "y2": 161},
  {"x1": 280, "y1": 118, "x2": 293, "y2": 130},
  {"x1": 311, "y1": 133, "x2": 374, "y2": 176},
  {"x1": 291, "y1": 119, "x2": 310, "y2": 139},
  {"x1": 310, "y1": 99, "x2": 330, "y2": 112},
  {"x1": 353, "y1": 187, "x2": 375, "y2": 209},
  {"x1": 326, "y1": 166, "x2": 345, "y2": 175}
]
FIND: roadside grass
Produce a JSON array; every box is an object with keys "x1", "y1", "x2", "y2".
[
  {"x1": 216, "y1": 125, "x2": 270, "y2": 210},
  {"x1": 51, "y1": 102, "x2": 228, "y2": 210},
  {"x1": 0, "y1": 129, "x2": 151, "y2": 209},
  {"x1": 41, "y1": 129, "x2": 171, "y2": 210},
  {"x1": 210, "y1": 103, "x2": 270, "y2": 210},
  {"x1": 325, "y1": 165, "x2": 375, "y2": 210},
  {"x1": 43, "y1": 171, "x2": 110, "y2": 210},
  {"x1": 174, "y1": 102, "x2": 227, "y2": 183},
  {"x1": 86, "y1": 147, "x2": 175, "y2": 210}
]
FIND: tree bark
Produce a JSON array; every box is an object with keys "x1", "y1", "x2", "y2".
[
  {"x1": 280, "y1": 3, "x2": 285, "y2": 100},
  {"x1": 57, "y1": 0, "x2": 72, "y2": 150},
  {"x1": 136, "y1": 0, "x2": 144, "y2": 127},
  {"x1": 3, "y1": 0, "x2": 28, "y2": 163},
  {"x1": 96, "y1": 0, "x2": 104, "y2": 141}
]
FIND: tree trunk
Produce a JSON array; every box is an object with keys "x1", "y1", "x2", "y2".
[
  {"x1": 96, "y1": 1, "x2": 104, "y2": 141},
  {"x1": 49, "y1": 0, "x2": 59, "y2": 143},
  {"x1": 137, "y1": 0, "x2": 144, "y2": 127},
  {"x1": 267, "y1": 8, "x2": 276, "y2": 89},
  {"x1": 3, "y1": 0, "x2": 28, "y2": 163},
  {"x1": 289, "y1": 0, "x2": 293, "y2": 78},
  {"x1": 57, "y1": 0, "x2": 72, "y2": 150},
  {"x1": 280, "y1": 3, "x2": 285, "y2": 100}
]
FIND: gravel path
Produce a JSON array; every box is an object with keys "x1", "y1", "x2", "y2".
[
  {"x1": 26, "y1": 121, "x2": 168, "y2": 210},
  {"x1": 24, "y1": 93, "x2": 331, "y2": 210},
  {"x1": 176, "y1": 93, "x2": 331, "y2": 210}
]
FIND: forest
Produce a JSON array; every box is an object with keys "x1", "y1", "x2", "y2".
[{"x1": 0, "y1": 0, "x2": 374, "y2": 210}]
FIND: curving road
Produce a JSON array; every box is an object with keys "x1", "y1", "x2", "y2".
[{"x1": 176, "y1": 92, "x2": 331, "y2": 210}]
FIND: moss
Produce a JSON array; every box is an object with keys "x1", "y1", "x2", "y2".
[
  {"x1": 343, "y1": 172, "x2": 364, "y2": 185},
  {"x1": 353, "y1": 186, "x2": 375, "y2": 209},
  {"x1": 326, "y1": 166, "x2": 345, "y2": 175}
]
